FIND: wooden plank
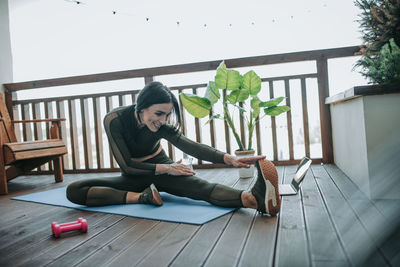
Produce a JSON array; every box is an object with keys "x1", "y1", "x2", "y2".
[
  {"x1": 312, "y1": 164, "x2": 388, "y2": 266},
  {"x1": 46, "y1": 217, "x2": 139, "y2": 267},
  {"x1": 32, "y1": 103, "x2": 41, "y2": 141},
  {"x1": 118, "y1": 94, "x2": 123, "y2": 107},
  {"x1": 324, "y1": 164, "x2": 399, "y2": 264},
  {"x1": 144, "y1": 76, "x2": 154, "y2": 84},
  {"x1": 5, "y1": 146, "x2": 67, "y2": 163},
  {"x1": 170, "y1": 169, "x2": 249, "y2": 266},
  {"x1": 4, "y1": 139, "x2": 66, "y2": 151},
  {"x1": 44, "y1": 101, "x2": 52, "y2": 139},
  {"x1": 204, "y1": 208, "x2": 257, "y2": 267},
  {"x1": 0, "y1": 206, "x2": 63, "y2": 252},
  {"x1": 178, "y1": 89, "x2": 187, "y2": 136},
  {"x1": 209, "y1": 107, "x2": 216, "y2": 148},
  {"x1": 81, "y1": 98, "x2": 93, "y2": 169},
  {"x1": 301, "y1": 78, "x2": 310, "y2": 158},
  {"x1": 0, "y1": 203, "x2": 50, "y2": 228},
  {"x1": 269, "y1": 81, "x2": 278, "y2": 161},
  {"x1": 316, "y1": 58, "x2": 333, "y2": 163},
  {"x1": 0, "y1": 202, "x2": 59, "y2": 232},
  {"x1": 0, "y1": 93, "x2": 17, "y2": 143},
  {"x1": 68, "y1": 99, "x2": 80, "y2": 170},
  {"x1": 0, "y1": 207, "x2": 88, "y2": 253},
  {"x1": 105, "y1": 222, "x2": 179, "y2": 266},
  {"x1": 5, "y1": 46, "x2": 360, "y2": 91},
  {"x1": 170, "y1": 215, "x2": 232, "y2": 266},
  {"x1": 301, "y1": 164, "x2": 349, "y2": 266},
  {"x1": 285, "y1": 79, "x2": 294, "y2": 160},
  {"x1": 274, "y1": 165, "x2": 310, "y2": 267},
  {"x1": 136, "y1": 223, "x2": 199, "y2": 266},
  {"x1": 4, "y1": 88, "x2": 14, "y2": 120},
  {"x1": 8, "y1": 214, "x2": 120, "y2": 266},
  {"x1": 12, "y1": 104, "x2": 21, "y2": 142},
  {"x1": 238, "y1": 216, "x2": 278, "y2": 267},
  {"x1": 171, "y1": 167, "x2": 257, "y2": 266},
  {"x1": 237, "y1": 165, "x2": 284, "y2": 267},
  {"x1": 131, "y1": 92, "x2": 136, "y2": 104},
  {"x1": 192, "y1": 88, "x2": 202, "y2": 165},
  {"x1": 21, "y1": 104, "x2": 32, "y2": 141},
  {"x1": 255, "y1": 117, "x2": 261, "y2": 155},
  {"x1": 76, "y1": 220, "x2": 160, "y2": 267},
  {"x1": 106, "y1": 96, "x2": 117, "y2": 168},
  {"x1": 93, "y1": 97, "x2": 104, "y2": 169},
  {"x1": 262, "y1": 73, "x2": 318, "y2": 82},
  {"x1": 57, "y1": 100, "x2": 70, "y2": 169}
]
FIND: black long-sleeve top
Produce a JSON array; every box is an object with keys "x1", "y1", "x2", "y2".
[{"x1": 103, "y1": 105, "x2": 226, "y2": 176}]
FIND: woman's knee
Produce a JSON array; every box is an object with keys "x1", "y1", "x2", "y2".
[{"x1": 66, "y1": 182, "x2": 88, "y2": 205}]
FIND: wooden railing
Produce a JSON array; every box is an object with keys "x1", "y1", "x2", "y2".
[{"x1": 3, "y1": 46, "x2": 361, "y2": 173}]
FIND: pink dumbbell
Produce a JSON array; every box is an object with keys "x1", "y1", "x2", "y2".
[{"x1": 51, "y1": 217, "x2": 88, "y2": 238}]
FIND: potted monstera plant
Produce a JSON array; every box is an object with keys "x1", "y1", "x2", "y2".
[{"x1": 180, "y1": 61, "x2": 290, "y2": 178}]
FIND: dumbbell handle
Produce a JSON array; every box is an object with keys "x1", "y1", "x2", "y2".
[{"x1": 58, "y1": 222, "x2": 83, "y2": 231}]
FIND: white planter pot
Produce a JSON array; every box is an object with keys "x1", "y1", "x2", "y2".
[{"x1": 234, "y1": 150, "x2": 255, "y2": 179}]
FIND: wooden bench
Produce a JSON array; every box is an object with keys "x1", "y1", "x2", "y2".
[{"x1": 0, "y1": 94, "x2": 68, "y2": 194}]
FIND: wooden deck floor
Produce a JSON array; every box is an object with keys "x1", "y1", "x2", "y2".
[{"x1": 0, "y1": 164, "x2": 399, "y2": 267}]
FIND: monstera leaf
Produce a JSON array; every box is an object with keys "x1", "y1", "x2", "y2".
[
  {"x1": 204, "y1": 81, "x2": 220, "y2": 104},
  {"x1": 226, "y1": 88, "x2": 250, "y2": 104},
  {"x1": 215, "y1": 62, "x2": 241, "y2": 91},
  {"x1": 243, "y1": 70, "x2": 261, "y2": 96},
  {"x1": 263, "y1": 105, "x2": 291, "y2": 116},
  {"x1": 179, "y1": 93, "x2": 211, "y2": 118},
  {"x1": 259, "y1": 97, "x2": 285, "y2": 108}
]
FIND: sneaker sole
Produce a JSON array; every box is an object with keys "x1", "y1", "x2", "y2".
[
  {"x1": 150, "y1": 184, "x2": 163, "y2": 206},
  {"x1": 257, "y1": 160, "x2": 280, "y2": 216}
]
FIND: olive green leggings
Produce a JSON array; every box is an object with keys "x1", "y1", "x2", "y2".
[{"x1": 66, "y1": 154, "x2": 243, "y2": 208}]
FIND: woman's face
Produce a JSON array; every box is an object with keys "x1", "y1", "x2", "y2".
[{"x1": 139, "y1": 103, "x2": 173, "y2": 132}]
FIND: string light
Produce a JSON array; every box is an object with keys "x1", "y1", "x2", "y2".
[{"x1": 62, "y1": 0, "x2": 328, "y2": 28}]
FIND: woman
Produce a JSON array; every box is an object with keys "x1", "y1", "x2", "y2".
[{"x1": 67, "y1": 81, "x2": 281, "y2": 216}]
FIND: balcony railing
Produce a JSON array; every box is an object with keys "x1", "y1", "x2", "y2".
[{"x1": 3, "y1": 46, "x2": 361, "y2": 174}]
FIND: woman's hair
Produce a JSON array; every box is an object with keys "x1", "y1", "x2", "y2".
[{"x1": 135, "y1": 81, "x2": 181, "y2": 130}]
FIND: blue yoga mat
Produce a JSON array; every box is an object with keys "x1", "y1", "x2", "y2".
[{"x1": 12, "y1": 187, "x2": 235, "y2": 225}]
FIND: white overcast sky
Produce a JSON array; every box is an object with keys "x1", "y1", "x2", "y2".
[{"x1": 9, "y1": 0, "x2": 368, "y2": 97}]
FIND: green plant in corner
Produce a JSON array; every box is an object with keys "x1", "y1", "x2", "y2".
[
  {"x1": 354, "y1": 0, "x2": 400, "y2": 84},
  {"x1": 179, "y1": 61, "x2": 290, "y2": 151}
]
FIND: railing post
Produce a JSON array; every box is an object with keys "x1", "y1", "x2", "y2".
[
  {"x1": 316, "y1": 58, "x2": 334, "y2": 163},
  {"x1": 144, "y1": 76, "x2": 153, "y2": 85}
]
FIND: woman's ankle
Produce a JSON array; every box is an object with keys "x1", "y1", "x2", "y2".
[
  {"x1": 241, "y1": 191, "x2": 258, "y2": 209},
  {"x1": 126, "y1": 192, "x2": 141, "y2": 204}
]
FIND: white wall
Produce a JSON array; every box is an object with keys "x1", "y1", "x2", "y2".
[
  {"x1": 0, "y1": 0, "x2": 13, "y2": 95},
  {"x1": 330, "y1": 93, "x2": 400, "y2": 199},
  {"x1": 364, "y1": 94, "x2": 400, "y2": 199},
  {"x1": 331, "y1": 97, "x2": 370, "y2": 195}
]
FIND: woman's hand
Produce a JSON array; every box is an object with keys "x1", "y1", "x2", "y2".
[
  {"x1": 223, "y1": 154, "x2": 266, "y2": 168},
  {"x1": 155, "y1": 160, "x2": 196, "y2": 176}
]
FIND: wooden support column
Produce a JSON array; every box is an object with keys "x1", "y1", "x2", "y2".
[{"x1": 316, "y1": 58, "x2": 334, "y2": 163}]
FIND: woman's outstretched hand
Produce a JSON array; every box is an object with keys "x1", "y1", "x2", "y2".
[
  {"x1": 223, "y1": 154, "x2": 266, "y2": 168},
  {"x1": 155, "y1": 160, "x2": 196, "y2": 176}
]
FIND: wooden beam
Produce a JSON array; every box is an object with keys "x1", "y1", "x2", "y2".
[
  {"x1": 4, "y1": 46, "x2": 361, "y2": 92},
  {"x1": 317, "y1": 58, "x2": 334, "y2": 163}
]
